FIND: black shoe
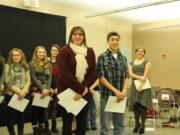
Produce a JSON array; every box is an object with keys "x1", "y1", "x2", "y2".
[
  {"x1": 44, "y1": 128, "x2": 51, "y2": 135},
  {"x1": 72, "y1": 129, "x2": 76, "y2": 133},
  {"x1": 86, "y1": 127, "x2": 90, "y2": 131},
  {"x1": 133, "y1": 124, "x2": 140, "y2": 133},
  {"x1": 51, "y1": 128, "x2": 59, "y2": 133},
  {"x1": 139, "y1": 127, "x2": 145, "y2": 134},
  {"x1": 91, "y1": 127, "x2": 97, "y2": 131}
]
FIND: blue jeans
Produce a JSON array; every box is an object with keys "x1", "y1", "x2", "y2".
[
  {"x1": 87, "y1": 98, "x2": 97, "y2": 128},
  {"x1": 100, "y1": 97, "x2": 125, "y2": 135}
]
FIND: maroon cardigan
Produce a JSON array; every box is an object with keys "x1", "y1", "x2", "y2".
[{"x1": 57, "y1": 45, "x2": 96, "y2": 101}]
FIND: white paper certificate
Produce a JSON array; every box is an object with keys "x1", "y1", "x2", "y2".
[
  {"x1": 57, "y1": 88, "x2": 87, "y2": 116},
  {"x1": 134, "y1": 78, "x2": 151, "y2": 90},
  {"x1": 105, "y1": 96, "x2": 127, "y2": 113},
  {"x1": 8, "y1": 94, "x2": 29, "y2": 112},
  {"x1": 32, "y1": 93, "x2": 51, "y2": 108}
]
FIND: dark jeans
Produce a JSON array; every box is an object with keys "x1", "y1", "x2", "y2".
[
  {"x1": 5, "y1": 95, "x2": 25, "y2": 135},
  {"x1": 61, "y1": 103, "x2": 89, "y2": 135}
]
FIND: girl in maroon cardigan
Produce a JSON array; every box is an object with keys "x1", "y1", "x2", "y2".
[{"x1": 57, "y1": 26, "x2": 96, "y2": 135}]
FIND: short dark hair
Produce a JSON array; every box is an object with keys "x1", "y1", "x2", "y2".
[{"x1": 107, "y1": 31, "x2": 120, "y2": 41}]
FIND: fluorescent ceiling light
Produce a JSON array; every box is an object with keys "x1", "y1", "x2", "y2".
[
  {"x1": 85, "y1": 0, "x2": 180, "y2": 18},
  {"x1": 138, "y1": 23, "x2": 180, "y2": 30}
]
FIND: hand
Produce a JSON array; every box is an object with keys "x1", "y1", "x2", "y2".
[
  {"x1": 122, "y1": 90, "x2": 127, "y2": 97},
  {"x1": 89, "y1": 89, "x2": 96, "y2": 96},
  {"x1": 41, "y1": 89, "x2": 49, "y2": 98},
  {"x1": 114, "y1": 90, "x2": 125, "y2": 101},
  {"x1": 82, "y1": 87, "x2": 88, "y2": 96},
  {"x1": 140, "y1": 76, "x2": 146, "y2": 82},
  {"x1": 136, "y1": 80, "x2": 145, "y2": 92},
  {"x1": 54, "y1": 88, "x2": 58, "y2": 94},
  {"x1": 74, "y1": 93, "x2": 82, "y2": 101},
  {"x1": 0, "y1": 84, "x2": 4, "y2": 91},
  {"x1": 18, "y1": 91, "x2": 26, "y2": 100}
]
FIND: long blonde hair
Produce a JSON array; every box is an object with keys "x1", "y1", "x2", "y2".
[
  {"x1": 7, "y1": 48, "x2": 28, "y2": 71},
  {"x1": 0, "y1": 53, "x2": 5, "y2": 65},
  {"x1": 31, "y1": 45, "x2": 50, "y2": 75}
]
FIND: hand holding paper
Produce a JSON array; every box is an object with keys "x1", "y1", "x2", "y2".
[
  {"x1": 57, "y1": 88, "x2": 87, "y2": 116},
  {"x1": 105, "y1": 96, "x2": 127, "y2": 113},
  {"x1": 8, "y1": 94, "x2": 29, "y2": 112},
  {"x1": 32, "y1": 93, "x2": 51, "y2": 108},
  {"x1": 134, "y1": 78, "x2": 151, "y2": 91}
]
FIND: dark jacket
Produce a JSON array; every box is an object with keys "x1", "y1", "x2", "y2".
[{"x1": 57, "y1": 45, "x2": 96, "y2": 101}]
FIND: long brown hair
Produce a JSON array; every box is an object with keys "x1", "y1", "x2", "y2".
[
  {"x1": 32, "y1": 45, "x2": 50, "y2": 75},
  {"x1": 7, "y1": 48, "x2": 28, "y2": 71},
  {"x1": 68, "y1": 26, "x2": 87, "y2": 46},
  {"x1": 50, "y1": 44, "x2": 60, "y2": 58}
]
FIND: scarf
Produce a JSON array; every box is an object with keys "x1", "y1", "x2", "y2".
[
  {"x1": 7, "y1": 64, "x2": 26, "y2": 89},
  {"x1": 70, "y1": 43, "x2": 88, "y2": 83}
]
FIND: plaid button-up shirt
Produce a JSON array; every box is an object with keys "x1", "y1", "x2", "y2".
[{"x1": 97, "y1": 49, "x2": 129, "y2": 99}]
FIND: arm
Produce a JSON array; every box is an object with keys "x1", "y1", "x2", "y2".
[
  {"x1": 100, "y1": 77, "x2": 124, "y2": 100},
  {"x1": 0, "y1": 66, "x2": 5, "y2": 91},
  {"x1": 122, "y1": 78, "x2": 129, "y2": 95},
  {"x1": 22, "y1": 69, "x2": 31, "y2": 94},
  {"x1": 29, "y1": 62, "x2": 44, "y2": 91},
  {"x1": 89, "y1": 79, "x2": 99, "y2": 90},
  {"x1": 143, "y1": 61, "x2": 151, "y2": 79},
  {"x1": 18, "y1": 69, "x2": 31, "y2": 99},
  {"x1": 128, "y1": 64, "x2": 145, "y2": 81},
  {"x1": 41, "y1": 63, "x2": 52, "y2": 97},
  {"x1": 45, "y1": 63, "x2": 52, "y2": 89}
]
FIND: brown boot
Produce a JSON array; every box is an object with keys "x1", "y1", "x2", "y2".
[{"x1": 39, "y1": 124, "x2": 45, "y2": 135}]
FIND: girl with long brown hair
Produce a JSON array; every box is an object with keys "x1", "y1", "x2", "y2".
[{"x1": 3, "y1": 48, "x2": 30, "y2": 135}]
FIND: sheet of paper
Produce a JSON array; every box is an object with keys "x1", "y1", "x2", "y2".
[
  {"x1": 57, "y1": 88, "x2": 87, "y2": 116},
  {"x1": 161, "y1": 94, "x2": 169, "y2": 100},
  {"x1": 0, "y1": 95, "x2": 4, "y2": 104},
  {"x1": 32, "y1": 93, "x2": 51, "y2": 108},
  {"x1": 105, "y1": 96, "x2": 127, "y2": 113},
  {"x1": 134, "y1": 78, "x2": 151, "y2": 90},
  {"x1": 8, "y1": 94, "x2": 29, "y2": 112},
  {"x1": 92, "y1": 91, "x2": 100, "y2": 108}
]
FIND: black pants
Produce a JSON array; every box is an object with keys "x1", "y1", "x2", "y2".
[
  {"x1": 31, "y1": 106, "x2": 46, "y2": 126},
  {"x1": 44, "y1": 95, "x2": 58, "y2": 129},
  {"x1": 61, "y1": 103, "x2": 89, "y2": 135},
  {"x1": 133, "y1": 102, "x2": 147, "y2": 128},
  {"x1": 5, "y1": 95, "x2": 25, "y2": 135}
]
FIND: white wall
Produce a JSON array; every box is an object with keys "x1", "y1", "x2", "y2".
[{"x1": 0, "y1": 0, "x2": 132, "y2": 59}]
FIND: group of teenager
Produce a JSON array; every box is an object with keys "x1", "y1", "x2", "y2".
[{"x1": 0, "y1": 26, "x2": 152, "y2": 135}]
